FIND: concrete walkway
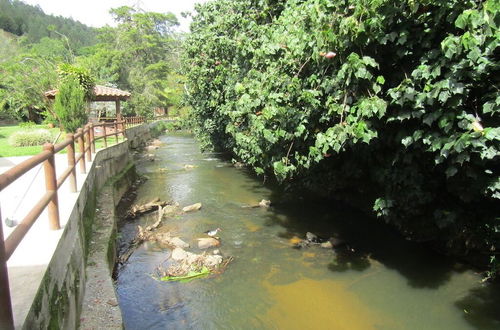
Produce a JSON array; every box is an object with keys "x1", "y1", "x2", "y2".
[{"x1": 1, "y1": 153, "x2": 94, "y2": 328}]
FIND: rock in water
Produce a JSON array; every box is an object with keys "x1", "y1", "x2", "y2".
[
  {"x1": 204, "y1": 255, "x2": 223, "y2": 267},
  {"x1": 168, "y1": 237, "x2": 190, "y2": 249},
  {"x1": 171, "y1": 247, "x2": 188, "y2": 261},
  {"x1": 320, "y1": 241, "x2": 333, "y2": 249},
  {"x1": 306, "y1": 232, "x2": 318, "y2": 242},
  {"x1": 197, "y1": 237, "x2": 220, "y2": 249},
  {"x1": 182, "y1": 203, "x2": 202, "y2": 212},
  {"x1": 259, "y1": 199, "x2": 271, "y2": 208}
]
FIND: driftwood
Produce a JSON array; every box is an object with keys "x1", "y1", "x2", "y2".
[
  {"x1": 118, "y1": 205, "x2": 165, "y2": 264},
  {"x1": 126, "y1": 198, "x2": 170, "y2": 219}
]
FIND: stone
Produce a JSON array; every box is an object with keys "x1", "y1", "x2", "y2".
[
  {"x1": 184, "y1": 164, "x2": 197, "y2": 169},
  {"x1": 320, "y1": 241, "x2": 333, "y2": 249},
  {"x1": 162, "y1": 204, "x2": 179, "y2": 216},
  {"x1": 168, "y1": 237, "x2": 190, "y2": 249},
  {"x1": 204, "y1": 255, "x2": 223, "y2": 267},
  {"x1": 197, "y1": 237, "x2": 220, "y2": 249},
  {"x1": 289, "y1": 236, "x2": 302, "y2": 245},
  {"x1": 171, "y1": 247, "x2": 188, "y2": 261},
  {"x1": 146, "y1": 145, "x2": 158, "y2": 152},
  {"x1": 258, "y1": 199, "x2": 271, "y2": 208},
  {"x1": 306, "y1": 232, "x2": 318, "y2": 242},
  {"x1": 182, "y1": 203, "x2": 202, "y2": 213},
  {"x1": 106, "y1": 299, "x2": 118, "y2": 307},
  {"x1": 213, "y1": 249, "x2": 220, "y2": 255}
]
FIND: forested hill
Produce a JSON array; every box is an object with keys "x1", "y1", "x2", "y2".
[{"x1": 0, "y1": 0, "x2": 96, "y2": 51}]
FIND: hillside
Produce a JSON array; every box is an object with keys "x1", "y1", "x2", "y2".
[
  {"x1": 0, "y1": 0, "x2": 96, "y2": 52},
  {"x1": 0, "y1": 28, "x2": 19, "y2": 62}
]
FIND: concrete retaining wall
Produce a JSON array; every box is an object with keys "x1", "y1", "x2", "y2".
[{"x1": 21, "y1": 122, "x2": 162, "y2": 329}]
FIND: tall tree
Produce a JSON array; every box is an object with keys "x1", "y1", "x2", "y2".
[{"x1": 80, "y1": 6, "x2": 179, "y2": 116}]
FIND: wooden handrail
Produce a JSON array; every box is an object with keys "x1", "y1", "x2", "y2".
[
  {"x1": 0, "y1": 114, "x2": 150, "y2": 328},
  {"x1": 0, "y1": 151, "x2": 52, "y2": 191}
]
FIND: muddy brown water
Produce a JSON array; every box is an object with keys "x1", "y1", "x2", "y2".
[{"x1": 115, "y1": 132, "x2": 500, "y2": 330}]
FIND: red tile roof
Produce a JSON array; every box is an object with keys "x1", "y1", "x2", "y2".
[{"x1": 44, "y1": 85, "x2": 131, "y2": 100}]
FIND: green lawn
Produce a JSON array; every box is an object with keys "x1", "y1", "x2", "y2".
[
  {"x1": 0, "y1": 125, "x2": 63, "y2": 157},
  {"x1": 0, "y1": 125, "x2": 124, "y2": 157}
]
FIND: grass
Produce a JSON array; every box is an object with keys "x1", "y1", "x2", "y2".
[
  {"x1": 0, "y1": 125, "x2": 63, "y2": 157},
  {"x1": 0, "y1": 124, "x2": 125, "y2": 158}
]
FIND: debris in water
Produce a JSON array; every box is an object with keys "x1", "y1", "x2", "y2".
[{"x1": 182, "y1": 202, "x2": 202, "y2": 213}]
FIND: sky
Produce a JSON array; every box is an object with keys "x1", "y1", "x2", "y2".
[{"x1": 21, "y1": 0, "x2": 210, "y2": 32}]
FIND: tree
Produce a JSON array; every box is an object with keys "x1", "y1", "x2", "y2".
[
  {"x1": 80, "y1": 6, "x2": 180, "y2": 117},
  {"x1": 53, "y1": 75, "x2": 87, "y2": 132}
]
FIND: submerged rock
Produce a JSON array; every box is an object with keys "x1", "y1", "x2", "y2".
[
  {"x1": 146, "y1": 145, "x2": 159, "y2": 152},
  {"x1": 162, "y1": 203, "x2": 180, "y2": 217},
  {"x1": 169, "y1": 237, "x2": 190, "y2": 249},
  {"x1": 184, "y1": 164, "x2": 197, "y2": 170},
  {"x1": 197, "y1": 237, "x2": 220, "y2": 249},
  {"x1": 182, "y1": 203, "x2": 202, "y2": 213},
  {"x1": 151, "y1": 139, "x2": 163, "y2": 146}
]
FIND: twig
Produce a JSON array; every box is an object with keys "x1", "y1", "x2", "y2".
[{"x1": 295, "y1": 56, "x2": 312, "y2": 77}]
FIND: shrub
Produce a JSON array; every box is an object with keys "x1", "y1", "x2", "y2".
[
  {"x1": 8, "y1": 129, "x2": 53, "y2": 147},
  {"x1": 53, "y1": 75, "x2": 87, "y2": 133}
]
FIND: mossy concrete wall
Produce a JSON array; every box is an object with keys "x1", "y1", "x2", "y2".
[{"x1": 21, "y1": 122, "x2": 162, "y2": 329}]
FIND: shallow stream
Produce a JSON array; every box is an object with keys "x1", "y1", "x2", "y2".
[{"x1": 116, "y1": 133, "x2": 500, "y2": 330}]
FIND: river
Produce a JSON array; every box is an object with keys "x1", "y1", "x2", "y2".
[{"x1": 115, "y1": 132, "x2": 500, "y2": 330}]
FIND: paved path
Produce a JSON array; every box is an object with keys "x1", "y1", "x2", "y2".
[{"x1": 1, "y1": 153, "x2": 94, "y2": 328}]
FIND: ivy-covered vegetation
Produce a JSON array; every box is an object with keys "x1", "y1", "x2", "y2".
[{"x1": 183, "y1": 0, "x2": 499, "y2": 268}]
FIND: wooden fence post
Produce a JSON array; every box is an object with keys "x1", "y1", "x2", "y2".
[
  {"x1": 89, "y1": 123, "x2": 95, "y2": 154},
  {"x1": 43, "y1": 143, "x2": 60, "y2": 230},
  {"x1": 66, "y1": 133, "x2": 77, "y2": 193},
  {"x1": 0, "y1": 208, "x2": 14, "y2": 330},
  {"x1": 103, "y1": 124, "x2": 108, "y2": 148},
  {"x1": 113, "y1": 121, "x2": 118, "y2": 144},
  {"x1": 85, "y1": 125, "x2": 92, "y2": 162},
  {"x1": 77, "y1": 128, "x2": 86, "y2": 174}
]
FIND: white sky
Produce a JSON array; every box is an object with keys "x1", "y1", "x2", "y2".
[{"x1": 21, "y1": 0, "x2": 209, "y2": 32}]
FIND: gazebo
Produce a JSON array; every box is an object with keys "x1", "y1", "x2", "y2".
[{"x1": 44, "y1": 85, "x2": 131, "y2": 123}]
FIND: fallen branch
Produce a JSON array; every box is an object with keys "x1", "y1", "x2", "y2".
[
  {"x1": 126, "y1": 198, "x2": 170, "y2": 219},
  {"x1": 119, "y1": 206, "x2": 166, "y2": 265}
]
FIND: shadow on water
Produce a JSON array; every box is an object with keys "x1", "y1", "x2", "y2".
[
  {"x1": 455, "y1": 281, "x2": 500, "y2": 330},
  {"x1": 257, "y1": 186, "x2": 467, "y2": 289}
]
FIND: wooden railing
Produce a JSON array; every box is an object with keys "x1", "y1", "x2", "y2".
[{"x1": 0, "y1": 117, "x2": 146, "y2": 328}]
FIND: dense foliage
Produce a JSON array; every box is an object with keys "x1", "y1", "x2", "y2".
[
  {"x1": 183, "y1": 0, "x2": 499, "y2": 265},
  {"x1": 53, "y1": 75, "x2": 87, "y2": 132},
  {"x1": 0, "y1": 0, "x2": 96, "y2": 51}
]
